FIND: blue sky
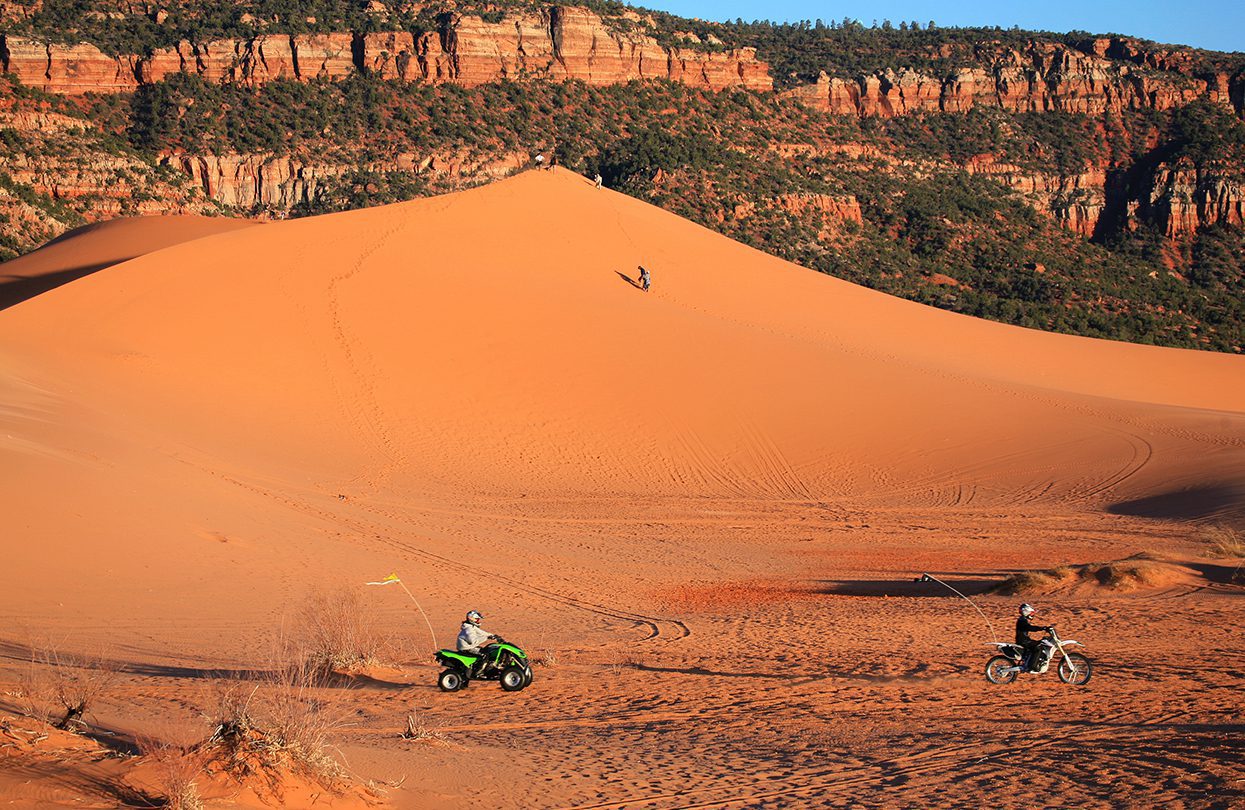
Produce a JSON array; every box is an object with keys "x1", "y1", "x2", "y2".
[{"x1": 648, "y1": 1, "x2": 1243, "y2": 54}]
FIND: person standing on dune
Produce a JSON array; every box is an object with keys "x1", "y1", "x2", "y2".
[
  {"x1": 639, "y1": 266, "x2": 651, "y2": 292},
  {"x1": 594, "y1": 173, "x2": 603, "y2": 189}
]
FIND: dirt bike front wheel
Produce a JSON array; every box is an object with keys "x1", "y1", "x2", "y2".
[
  {"x1": 1057, "y1": 652, "x2": 1092, "y2": 685},
  {"x1": 985, "y1": 655, "x2": 1018, "y2": 684}
]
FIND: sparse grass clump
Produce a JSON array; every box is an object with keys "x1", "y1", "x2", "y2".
[
  {"x1": 991, "y1": 567, "x2": 1075, "y2": 596},
  {"x1": 135, "y1": 730, "x2": 205, "y2": 810},
  {"x1": 294, "y1": 584, "x2": 387, "y2": 674},
  {"x1": 1202, "y1": 524, "x2": 1245, "y2": 558},
  {"x1": 993, "y1": 556, "x2": 1185, "y2": 594}
]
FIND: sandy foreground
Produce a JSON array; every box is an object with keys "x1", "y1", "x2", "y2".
[{"x1": 0, "y1": 169, "x2": 1242, "y2": 808}]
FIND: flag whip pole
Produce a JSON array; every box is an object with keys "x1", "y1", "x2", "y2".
[
  {"x1": 915, "y1": 573, "x2": 999, "y2": 644},
  {"x1": 367, "y1": 574, "x2": 438, "y2": 651}
]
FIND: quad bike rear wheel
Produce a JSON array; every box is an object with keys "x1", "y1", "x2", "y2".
[
  {"x1": 500, "y1": 666, "x2": 527, "y2": 692},
  {"x1": 1057, "y1": 652, "x2": 1092, "y2": 685},
  {"x1": 985, "y1": 655, "x2": 1018, "y2": 684},
  {"x1": 438, "y1": 668, "x2": 466, "y2": 692}
]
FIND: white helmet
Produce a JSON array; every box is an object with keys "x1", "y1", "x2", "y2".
[
  {"x1": 465, "y1": 610, "x2": 483, "y2": 624},
  {"x1": 1019, "y1": 603, "x2": 1035, "y2": 617}
]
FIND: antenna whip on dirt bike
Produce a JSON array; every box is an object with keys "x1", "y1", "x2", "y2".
[
  {"x1": 366, "y1": 573, "x2": 438, "y2": 651},
  {"x1": 914, "y1": 572, "x2": 999, "y2": 644}
]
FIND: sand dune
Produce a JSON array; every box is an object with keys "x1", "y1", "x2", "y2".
[
  {"x1": 0, "y1": 214, "x2": 254, "y2": 311},
  {"x1": 1, "y1": 165, "x2": 1242, "y2": 625},
  {"x1": 1, "y1": 169, "x2": 1243, "y2": 808}
]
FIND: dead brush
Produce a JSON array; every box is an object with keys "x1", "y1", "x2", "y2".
[
  {"x1": 606, "y1": 653, "x2": 641, "y2": 676},
  {"x1": 401, "y1": 710, "x2": 446, "y2": 745},
  {"x1": 294, "y1": 584, "x2": 387, "y2": 674},
  {"x1": 199, "y1": 648, "x2": 353, "y2": 798},
  {"x1": 17, "y1": 643, "x2": 118, "y2": 732},
  {"x1": 532, "y1": 648, "x2": 560, "y2": 668},
  {"x1": 1202, "y1": 524, "x2": 1245, "y2": 559},
  {"x1": 135, "y1": 729, "x2": 205, "y2": 810},
  {"x1": 991, "y1": 567, "x2": 1075, "y2": 595}
]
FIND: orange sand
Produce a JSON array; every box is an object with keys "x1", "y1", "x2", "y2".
[{"x1": 0, "y1": 170, "x2": 1242, "y2": 808}]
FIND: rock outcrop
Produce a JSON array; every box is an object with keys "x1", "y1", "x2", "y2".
[
  {"x1": 1139, "y1": 161, "x2": 1245, "y2": 237},
  {"x1": 0, "y1": 7, "x2": 772, "y2": 94},
  {"x1": 786, "y1": 40, "x2": 1240, "y2": 117},
  {"x1": 164, "y1": 148, "x2": 529, "y2": 210},
  {"x1": 963, "y1": 153, "x2": 1245, "y2": 239}
]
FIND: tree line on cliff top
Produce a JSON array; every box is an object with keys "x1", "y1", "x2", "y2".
[{"x1": 9, "y1": 0, "x2": 1244, "y2": 81}]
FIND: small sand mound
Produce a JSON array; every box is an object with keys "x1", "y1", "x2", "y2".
[{"x1": 994, "y1": 554, "x2": 1193, "y2": 595}]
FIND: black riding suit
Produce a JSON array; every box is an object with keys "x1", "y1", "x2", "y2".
[{"x1": 1016, "y1": 616, "x2": 1051, "y2": 670}]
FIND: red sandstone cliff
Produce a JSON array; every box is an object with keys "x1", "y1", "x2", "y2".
[
  {"x1": 785, "y1": 40, "x2": 1240, "y2": 118},
  {"x1": 0, "y1": 7, "x2": 772, "y2": 94}
]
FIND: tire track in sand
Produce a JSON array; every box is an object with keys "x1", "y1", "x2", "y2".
[{"x1": 562, "y1": 707, "x2": 1162, "y2": 809}]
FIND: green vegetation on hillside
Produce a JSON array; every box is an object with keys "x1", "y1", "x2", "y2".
[
  {"x1": 3, "y1": 2, "x2": 1242, "y2": 351},
  {"x1": 83, "y1": 74, "x2": 1241, "y2": 351}
]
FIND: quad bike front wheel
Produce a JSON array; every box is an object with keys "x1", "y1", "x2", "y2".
[
  {"x1": 522, "y1": 666, "x2": 534, "y2": 688},
  {"x1": 1057, "y1": 652, "x2": 1092, "y2": 685},
  {"x1": 438, "y1": 668, "x2": 466, "y2": 692},
  {"x1": 985, "y1": 655, "x2": 1019, "y2": 684},
  {"x1": 500, "y1": 666, "x2": 527, "y2": 692}
]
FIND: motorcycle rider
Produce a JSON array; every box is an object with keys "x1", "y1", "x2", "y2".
[
  {"x1": 1016, "y1": 603, "x2": 1052, "y2": 671},
  {"x1": 457, "y1": 610, "x2": 497, "y2": 675}
]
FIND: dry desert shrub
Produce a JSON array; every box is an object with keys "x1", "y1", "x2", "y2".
[
  {"x1": 991, "y1": 566, "x2": 1075, "y2": 595},
  {"x1": 1202, "y1": 524, "x2": 1245, "y2": 558},
  {"x1": 17, "y1": 644, "x2": 118, "y2": 732},
  {"x1": 1091, "y1": 559, "x2": 1175, "y2": 590},
  {"x1": 294, "y1": 584, "x2": 387, "y2": 674},
  {"x1": 199, "y1": 647, "x2": 352, "y2": 797},
  {"x1": 533, "y1": 648, "x2": 559, "y2": 668},
  {"x1": 995, "y1": 557, "x2": 1184, "y2": 594},
  {"x1": 401, "y1": 710, "x2": 446, "y2": 744},
  {"x1": 135, "y1": 729, "x2": 205, "y2": 810}
]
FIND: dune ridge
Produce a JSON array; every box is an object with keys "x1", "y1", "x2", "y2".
[
  {"x1": 2, "y1": 171, "x2": 1243, "y2": 606},
  {"x1": 1, "y1": 169, "x2": 1244, "y2": 808}
]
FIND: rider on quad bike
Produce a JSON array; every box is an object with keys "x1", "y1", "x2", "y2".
[
  {"x1": 1016, "y1": 603, "x2": 1053, "y2": 671},
  {"x1": 458, "y1": 610, "x2": 497, "y2": 675}
]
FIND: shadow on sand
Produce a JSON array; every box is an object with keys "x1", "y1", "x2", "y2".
[
  {"x1": 1108, "y1": 483, "x2": 1245, "y2": 526},
  {"x1": 0, "y1": 261, "x2": 122, "y2": 311},
  {"x1": 615, "y1": 270, "x2": 643, "y2": 289},
  {"x1": 815, "y1": 573, "x2": 1000, "y2": 598}
]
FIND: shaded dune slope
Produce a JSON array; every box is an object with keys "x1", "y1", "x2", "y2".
[
  {"x1": 0, "y1": 169, "x2": 1243, "y2": 623},
  {"x1": 0, "y1": 214, "x2": 254, "y2": 311}
]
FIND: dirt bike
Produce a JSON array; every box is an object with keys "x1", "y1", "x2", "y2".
[
  {"x1": 434, "y1": 637, "x2": 533, "y2": 692},
  {"x1": 984, "y1": 626, "x2": 1092, "y2": 685}
]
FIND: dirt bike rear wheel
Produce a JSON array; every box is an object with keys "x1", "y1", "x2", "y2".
[
  {"x1": 1057, "y1": 652, "x2": 1092, "y2": 685},
  {"x1": 985, "y1": 655, "x2": 1018, "y2": 684}
]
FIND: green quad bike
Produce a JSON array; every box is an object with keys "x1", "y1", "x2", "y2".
[{"x1": 435, "y1": 638, "x2": 534, "y2": 692}]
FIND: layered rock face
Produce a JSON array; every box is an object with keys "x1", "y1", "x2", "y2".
[
  {"x1": 964, "y1": 155, "x2": 1245, "y2": 239},
  {"x1": 1139, "y1": 162, "x2": 1245, "y2": 237},
  {"x1": 0, "y1": 7, "x2": 772, "y2": 94},
  {"x1": 164, "y1": 149, "x2": 529, "y2": 210},
  {"x1": 786, "y1": 40, "x2": 1241, "y2": 117}
]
